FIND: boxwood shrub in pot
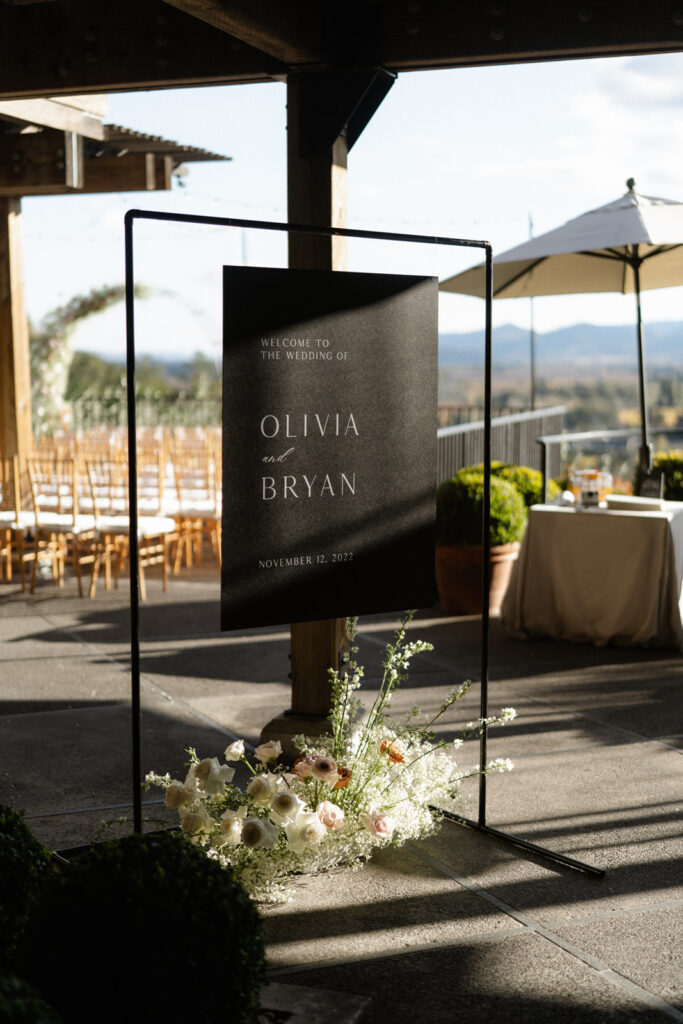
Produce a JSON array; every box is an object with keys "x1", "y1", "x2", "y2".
[
  {"x1": 435, "y1": 469, "x2": 527, "y2": 614},
  {"x1": 470, "y1": 461, "x2": 560, "y2": 507}
]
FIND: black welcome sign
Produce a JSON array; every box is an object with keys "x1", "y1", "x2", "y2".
[{"x1": 221, "y1": 265, "x2": 438, "y2": 629}]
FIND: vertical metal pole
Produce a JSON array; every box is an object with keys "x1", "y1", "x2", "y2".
[
  {"x1": 633, "y1": 257, "x2": 652, "y2": 472},
  {"x1": 124, "y1": 211, "x2": 142, "y2": 834},
  {"x1": 528, "y1": 213, "x2": 536, "y2": 411},
  {"x1": 478, "y1": 244, "x2": 493, "y2": 828}
]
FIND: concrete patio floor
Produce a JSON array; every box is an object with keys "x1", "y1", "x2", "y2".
[{"x1": 0, "y1": 565, "x2": 681, "y2": 1023}]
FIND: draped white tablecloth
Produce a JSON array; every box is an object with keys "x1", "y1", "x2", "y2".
[{"x1": 500, "y1": 502, "x2": 683, "y2": 648}]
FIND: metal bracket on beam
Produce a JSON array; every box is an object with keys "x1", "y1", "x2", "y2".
[{"x1": 296, "y1": 67, "x2": 396, "y2": 157}]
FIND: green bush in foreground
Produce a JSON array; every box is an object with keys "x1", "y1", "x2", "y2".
[
  {"x1": 0, "y1": 806, "x2": 58, "y2": 969},
  {"x1": 0, "y1": 975, "x2": 62, "y2": 1024},
  {"x1": 19, "y1": 831, "x2": 265, "y2": 1024}
]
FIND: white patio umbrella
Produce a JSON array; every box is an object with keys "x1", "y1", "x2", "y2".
[{"x1": 440, "y1": 180, "x2": 683, "y2": 468}]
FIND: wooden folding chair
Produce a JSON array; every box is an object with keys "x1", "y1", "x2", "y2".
[{"x1": 85, "y1": 456, "x2": 178, "y2": 601}]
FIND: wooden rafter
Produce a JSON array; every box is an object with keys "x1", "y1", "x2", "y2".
[
  {"x1": 0, "y1": 99, "x2": 105, "y2": 140},
  {"x1": 160, "y1": 0, "x2": 322, "y2": 65}
]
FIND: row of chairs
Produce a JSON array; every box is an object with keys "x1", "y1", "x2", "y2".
[{"x1": 0, "y1": 440, "x2": 222, "y2": 600}]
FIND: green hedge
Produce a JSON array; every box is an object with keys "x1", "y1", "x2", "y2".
[
  {"x1": 634, "y1": 451, "x2": 683, "y2": 500},
  {"x1": 19, "y1": 831, "x2": 266, "y2": 1024},
  {"x1": 437, "y1": 469, "x2": 527, "y2": 546},
  {"x1": 0, "y1": 806, "x2": 58, "y2": 969},
  {"x1": 470, "y1": 461, "x2": 560, "y2": 507}
]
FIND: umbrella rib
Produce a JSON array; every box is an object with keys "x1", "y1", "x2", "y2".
[
  {"x1": 579, "y1": 244, "x2": 683, "y2": 261},
  {"x1": 641, "y1": 243, "x2": 683, "y2": 260},
  {"x1": 577, "y1": 249, "x2": 624, "y2": 261},
  {"x1": 494, "y1": 256, "x2": 547, "y2": 296}
]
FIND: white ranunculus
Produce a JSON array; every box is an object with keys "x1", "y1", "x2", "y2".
[
  {"x1": 179, "y1": 804, "x2": 212, "y2": 842},
  {"x1": 216, "y1": 806, "x2": 247, "y2": 846},
  {"x1": 269, "y1": 790, "x2": 304, "y2": 826},
  {"x1": 164, "y1": 780, "x2": 194, "y2": 810},
  {"x1": 240, "y1": 816, "x2": 280, "y2": 849},
  {"x1": 246, "y1": 773, "x2": 277, "y2": 803},
  {"x1": 224, "y1": 739, "x2": 245, "y2": 761},
  {"x1": 284, "y1": 810, "x2": 327, "y2": 854}
]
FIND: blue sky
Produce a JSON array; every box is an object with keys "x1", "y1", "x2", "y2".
[{"x1": 19, "y1": 51, "x2": 683, "y2": 360}]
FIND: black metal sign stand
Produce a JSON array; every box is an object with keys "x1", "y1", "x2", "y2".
[{"x1": 124, "y1": 208, "x2": 603, "y2": 878}]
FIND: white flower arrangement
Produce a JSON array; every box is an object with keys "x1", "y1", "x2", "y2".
[{"x1": 145, "y1": 613, "x2": 516, "y2": 902}]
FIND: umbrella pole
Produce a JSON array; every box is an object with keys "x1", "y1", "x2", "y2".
[{"x1": 633, "y1": 260, "x2": 652, "y2": 472}]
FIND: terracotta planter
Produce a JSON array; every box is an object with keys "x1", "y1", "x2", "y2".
[{"x1": 435, "y1": 542, "x2": 520, "y2": 615}]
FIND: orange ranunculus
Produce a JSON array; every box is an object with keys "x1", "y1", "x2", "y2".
[
  {"x1": 333, "y1": 766, "x2": 352, "y2": 789},
  {"x1": 380, "y1": 739, "x2": 404, "y2": 764}
]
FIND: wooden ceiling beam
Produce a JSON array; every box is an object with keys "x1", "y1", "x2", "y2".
[
  {"x1": 160, "y1": 0, "x2": 322, "y2": 65},
  {"x1": 0, "y1": 0, "x2": 681, "y2": 102},
  {"x1": 0, "y1": 0, "x2": 285, "y2": 101},
  {"x1": 379, "y1": 1, "x2": 683, "y2": 70}
]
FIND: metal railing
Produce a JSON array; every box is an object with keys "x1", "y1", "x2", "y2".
[
  {"x1": 437, "y1": 403, "x2": 528, "y2": 427},
  {"x1": 70, "y1": 394, "x2": 222, "y2": 432},
  {"x1": 537, "y1": 425, "x2": 683, "y2": 501},
  {"x1": 437, "y1": 405, "x2": 567, "y2": 484}
]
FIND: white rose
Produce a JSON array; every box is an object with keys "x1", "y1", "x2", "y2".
[
  {"x1": 362, "y1": 811, "x2": 396, "y2": 841},
  {"x1": 316, "y1": 800, "x2": 345, "y2": 831},
  {"x1": 254, "y1": 740, "x2": 282, "y2": 765},
  {"x1": 224, "y1": 739, "x2": 245, "y2": 761}
]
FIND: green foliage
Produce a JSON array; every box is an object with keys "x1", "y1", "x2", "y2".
[
  {"x1": 30, "y1": 284, "x2": 147, "y2": 437},
  {"x1": 68, "y1": 351, "x2": 222, "y2": 430},
  {"x1": 186, "y1": 351, "x2": 222, "y2": 401},
  {"x1": 19, "y1": 831, "x2": 265, "y2": 1024},
  {"x1": 0, "y1": 807, "x2": 57, "y2": 969},
  {"x1": 436, "y1": 469, "x2": 527, "y2": 546},
  {"x1": 634, "y1": 451, "x2": 683, "y2": 499},
  {"x1": 471, "y1": 462, "x2": 560, "y2": 506},
  {"x1": 495, "y1": 463, "x2": 560, "y2": 506},
  {"x1": 65, "y1": 352, "x2": 124, "y2": 400},
  {"x1": 0, "y1": 975, "x2": 62, "y2": 1024}
]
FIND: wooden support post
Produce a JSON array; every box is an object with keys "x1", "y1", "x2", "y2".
[
  {"x1": 259, "y1": 74, "x2": 350, "y2": 752},
  {"x1": 287, "y1": 74, "x2": 349, "y2": 724},
  {"x1": 0, "y1": 197, "x2": 32, "y2": 466}
]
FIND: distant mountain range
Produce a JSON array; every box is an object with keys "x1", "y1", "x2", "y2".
[{"x1": 439, "y1": 321, "x2": 683, "y2": 369}]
